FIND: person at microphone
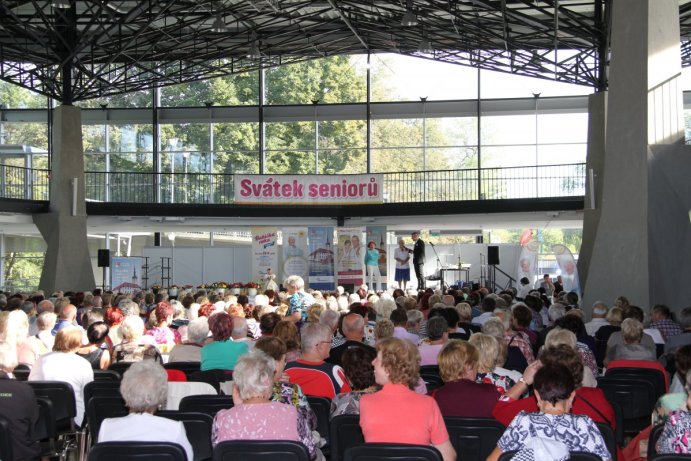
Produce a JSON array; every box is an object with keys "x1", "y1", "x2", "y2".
[{"x1": 410, "y1": 231, "x2": 426, "y2": 291}]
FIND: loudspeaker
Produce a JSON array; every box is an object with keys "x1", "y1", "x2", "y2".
[
  {"x1": 154, "y1": 232, "x2": 161, "y2": 247},
  {"x1": 487, "y1": 246, "x2": 499, "y2": 265},
  {"x1": 475, "y1": 235, "x2": 484, "y2": 244},
  {"x1": 97, "y1": 249, "x2": 110, "y2": 268},
  {"x1": 336, "y1": 217, "x2": 345, "y2": 227}
]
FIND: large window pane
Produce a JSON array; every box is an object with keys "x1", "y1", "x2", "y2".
[
  {"x1": 480, "y1": 68, "x2": 593, "y2": 99},
  {"x1": 481, "y1": 114, "x2": 536, "y2": 145},
  {"x1": 537, "y1": 113, "x2": 588, "y2": 144},
  {"x1": 0, "y1": 82, "x2": 47, "y2": 108},
  {"x1": 161, "y1": 73, "x2": 259, "y2": 106},
  {"x1": 76, "y1": 90, "x2": 153, "y2": 108},
  {"x1": 213, "y1": 122, "x2": 259, "y2": 174},
  {"x1": 537, "y1": 144, "x2": 586, "y2": 165},
  {"x1": 371, "y1": 54, "x2": 478, "y2": 102},
  {"x1": 481, "y1": 146, "x2": 537, "y2": 168},
  {"x1": 1, "y1": 122, "x2": 48, "y2": 150}
]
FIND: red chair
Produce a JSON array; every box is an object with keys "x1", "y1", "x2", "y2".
[
  {"x1": 606, "y1": 359, "x2": 669, "y2": 394},
  {"x1": 166, "y1": 369, "x2": 187, "y2": 382}
]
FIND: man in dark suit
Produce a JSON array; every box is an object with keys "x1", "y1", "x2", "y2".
[{"x1": 411, "y1": 231, "x2": 425, "y2": 290}]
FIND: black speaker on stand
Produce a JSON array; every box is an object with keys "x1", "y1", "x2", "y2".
[
  {"x1": 487, "y1": 246, "x2": 500, "y2": 265},
  {"x1": 154, "y1": 232, "x2": 162, "y2": 247},
  {"x1": 97, "y1": 249, "x2": 110, "y2": 290}
]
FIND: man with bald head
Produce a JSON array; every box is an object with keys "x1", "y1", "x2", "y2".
[
  {"x1": 584, "y1": 301, "x2": 610, "y2": 337},
  {"x1": 51, "y1": 303, "x2": 78, "y2": 335},
  {"x1": 327, "y1": 312, "x2": 376, "y2": 366}
]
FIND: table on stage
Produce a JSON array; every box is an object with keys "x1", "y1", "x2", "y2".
[{"x1": 439, "y1": 266, "x2": 470, "y2": 289}]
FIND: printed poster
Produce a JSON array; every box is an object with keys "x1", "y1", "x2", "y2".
[
  {"x1": 308, "y1": 226, "x2": 335, "y2": 291},
  {"x1": 282, "y1": 227, "x2": 308, "y2": 282},
  {"x1": 111, "y1": 257, "x2": 142, "y2": 294},
  {"x1": 252, "y1": 227, "x2": 279, "y2": 285},
  {"x1": 553, "y1": 244, "x2": 581, "y2": 297},
  {"x1": 336, "y1": 227, "x2": 365, "y2": 286},
  {"x1": 516, "y1": 239, "x2": 539, "y2": 287}
]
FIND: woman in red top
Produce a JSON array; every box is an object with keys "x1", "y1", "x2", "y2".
[{"x1": 493, "y1": 344, "x2": 616, "y2": 430}]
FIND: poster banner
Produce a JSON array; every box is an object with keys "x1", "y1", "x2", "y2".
[
  {"x1": 307, "y1": 227, "x2": 335, "y2": 291},
  {"x1": 336, "y1": 227, "x2": 365, "y2": 286},
  {"x1": 282, "y1": 227, "x2": 308, "y2": 282},
  {"x1": 234, "y1": 174, "x2": 384, "y2": 205},
  {"x1": 552, "y1": 244, "x2": 581, "y2": 297},
  {"x1": 111, "y1": 257, "x2": 143, "y2": 294},
  {"x1": 252, "y1": 228, "x2": 279, "y2": 285},
  {"x1": 365, "y1": 226, "x2": 388, "y2": 290},
  {"x1": 516, "y1": 240, "x2": 539, "y2": 287}
]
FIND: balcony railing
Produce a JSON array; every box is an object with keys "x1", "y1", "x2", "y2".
[
  {"x1": 0, "y1": 164, "x2": 50, "y2": 201},
  {"x1": 82, "y1": 163, "x2": 586, "y2": 205}
]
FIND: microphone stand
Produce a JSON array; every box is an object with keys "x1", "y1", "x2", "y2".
[{"x1": 429, "y1": 242, "x2": 444, "y2": 290}]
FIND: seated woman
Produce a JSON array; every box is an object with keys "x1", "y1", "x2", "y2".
[
  {"x1": 201, "y1": 312, "x2": 249, "y2": 372},
  {"x1": 430, "y1": 340, "x2": 499, "y2": 418},
  {"x1": 656, "y1": 369, "x2": 691, "y2": 455},
  {"x1": 212, "y1": 350, "x2": 317, "y2": 459},
  {"x1": 359, "y1": 337, "x2": 456, "y2": 461},
  {"x1": 77, "y1": 321, "x2": 111, "y2": 370},
  {"x1": 98, "y1": 360, "x2": 193, "y2": 461},
  {"x1": 145, "y1": 302, "x2": 181, "y2": 347},
  {"x1": 487, "y1": 363, "x2": 611, "y2": 461},
  {"x1": 273, "y1": 320, "x2": 301, "y2": 362},
  {"x1": 468, "y1": 331, "x2": 518, "y2": 395},
  {"x1": 112, "y1": 316, "x2": 162, "y2": 363},
  {"x1": 492, "y1": 344, "x2": 617, "y2": 432},
  {"x1": 330, "y1": 345, "x2": 378, "y2": 417},
  {"x1": 418, "y1": 316, "x2": 448, "y2": 366},
  {"x1": 544, "y1": 328, "x2": 597, "y2": 387},
  {"x1": 606, "y1": 317, "x2": 656, "y2": 365}
]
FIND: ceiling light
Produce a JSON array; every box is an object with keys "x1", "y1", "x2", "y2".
[
  {"x1": 247, "y1": 41, "x2": 262, "y2": 60},
  {"x1": 51, "y1": 0, "x2": 71, "y2": 8},
  {"x1": 211, "y1": 14, "x2": 228, "y2": 33},
  {"x1": 401, "y1": 0, "x2": 418, "y2": 26},
  {"x1": 418, "y1": 38, "x2": 433, "y2": 54}
]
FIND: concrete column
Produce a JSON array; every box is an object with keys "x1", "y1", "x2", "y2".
[
  {"x1": 34, "y1": 105, "x2": 95, "y2": 292},
  {"x1": 581, "y1": 0, "x2": 685, "y2": 312}
]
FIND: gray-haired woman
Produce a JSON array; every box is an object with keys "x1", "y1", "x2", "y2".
[{"x1": 97, "y1": 360, "x2": 193, "y2": 461}]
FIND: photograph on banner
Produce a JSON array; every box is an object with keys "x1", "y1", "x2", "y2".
[
  {"x1": 282, "y1": 228, "x2": 308, "y2": 282},
  {"x1": 365, "y1": 226, "x2": 388, "y2": 291},
  {"x1": 552, "y1": 244, "x2": 581, "y2": 297},
  {"x1": 516, "y1": 239, "x2": 539, "y2": 286},
  {"x1": 111, "y1": 257, "x2": 143, "y2": 294},
  {"x1": 307, "y1": 226, "x2": 335, "y2": 291},
  {"x1": 336, "y1": 228, "x2": 365, "y2": 287},
  {"x1": 251, "y1": 228, "x2": 279, "y2": 286}
]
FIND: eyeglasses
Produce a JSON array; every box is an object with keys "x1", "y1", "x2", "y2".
[{"x1": 317, "y1": 340, "x2": 332, "y2": 347}]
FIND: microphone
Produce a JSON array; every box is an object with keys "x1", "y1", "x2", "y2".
[{"x1": 429, "y1": 242, "x2": 435, "y2": 247}]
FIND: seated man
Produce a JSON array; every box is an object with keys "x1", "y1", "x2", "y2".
[
  {"x1": 285, "y1": 323, "x2": 351, "y2": 399},
  {"x1": 327, "y1": 313, "x2": 376, "y2": 366}
]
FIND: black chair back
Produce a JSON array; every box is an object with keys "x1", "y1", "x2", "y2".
[
  {"x1": 597, "y1": 377, "x2": 657, "y2": 434},
  {"x1": 179, "y1": 395, "x2": 233, "y2": 417},
  {"x1": 329, "y1": 414, "x2": 364, "y2": 461},
  {"x1": 595, "y1": 422, "x2": 618, "y2": 461},
  {"x1": 650, "y1": 455, "x2": 691, "y2": 460},
  {"x1": 499, "y1": 451, "x2": 602, "y2": 461},
  {"x1": 27, "y1": 381, "x2": 77, "y2": 432},
  {"x1": 34, "y1": 396, "x2": 56, "y2": 441},
  {"x1": 84, "y1": 381, "x2": 122, "y2": 405},
  {"x1": 187, "y1": 369, "x2": 232, "y2": 394},
  {"x1": 212, "y1": 440, "x2": 310, "y2": 461},
  {"x1": 306, "y1": 395, "x2": 331, "y2": 447},
  {"x1": 443, "y1": 416, "x2": 504, "y2": 461},
  {"x1": 108, "y1": 361, "x2": 133, "y2": 375},
  {"x1": 87, "y1": 441, "x2": 187, "y2": 461},
  {"x1": 344, "y1": 443, "x2": 442, "y2": 461},
  {"x1": 605, "y1": 367, "x2": 666, "y2": 401},
  {"x1": 86, "y1": 395, "x2": 128, "y2": 442},
  {"x1": 164, "y1": 362, "x2": 202, "y2": 380},
  {"x1": 93, "y1": 370, "x2": 121, "y2": 382},
  {"x1": 157, "y1": 411, "x2": 213, "y2": 461},
  {"x1": 0, "y1": 415, "x2": 13, "y2": 461},
  {"x1": 647, "y1": 424, "x2": 666, "y2": 459}
]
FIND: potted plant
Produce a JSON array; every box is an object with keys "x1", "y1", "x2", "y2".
[
  {"x1": 230, "y1": 282, "x2": 243, "y2": 295},
  {"x1": 169, "y1": 284, "x2": 179, "y2": 297},
  {"x1": 245, "y1": 282, "x2": 260, "y2": 296}
]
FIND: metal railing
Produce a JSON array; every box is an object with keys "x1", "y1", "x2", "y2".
[
  {"x1": 0, "y1": 164, "x2": 50, "y2": 200},
  {"x1": 82, "y1": 163, "x2": 585, "y2": 204}
]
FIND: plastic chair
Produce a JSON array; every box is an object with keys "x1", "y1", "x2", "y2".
[
  {"x1": 597, "y1": 376, "x2": 657, "y2": 434},
  {"x1": 93, "y1": 370, "x2": 121, "y2": 382},
  {"x1": 179, "y1": 395, "x2": 233, "y2": 417},
  {"x1": 329, "y1": 414, "x2": 364, "y2": 461},
  {"x1": 647, "y1": 424, "x2": 665, "y2": 459},
  {"x1": 166, "y1": 369, "x2": 188, "y2": 382},
  {"x1": 498, "y1": 451, "x2": 602, "y2": 461},
  {"x1": 86, "y1": 395, "x2": 128, "y2": 443},
  {"x1": 164, "y1": 362, "x2": 202, "y2": 379},
  {"x1": 87, "y1": 441, "x2": 187, "y2": 461},
  {"x1": 212, "y1": 440, "x2": 310, "y2": 461},
  {"x1": 84, "y1": 381, "x2": 121, "y2": 406},
  {"x1": 443, "y1": 416, "x2": 505, "y2": 461},
  {"x1": 650, "y1": 456, "x2": 691, "y2": 461},
  {"x1": 306, "y1": 395, "x2": 331, "y2": 448},
  {"x1": 0, "y1": 415, "x2": 13, "y2": 461},
  {"x1": 344, "y1": 443, "x2": 443, "y2": 461},
  {"x1": 108, "y1": 361, "x2": 133, "y2": 375},
  {"x1": 595, "y1": 422, "x2": 618, "y2": 461},
  {"x1": 27, "y1": 381, "x2": 82, "y2": 460},
  {"x1": 605, "y1": 361, "x2": 668, "y2": 397},
  {"x1": 157, "y1": 411, "x2": 213, "y2": 461}
]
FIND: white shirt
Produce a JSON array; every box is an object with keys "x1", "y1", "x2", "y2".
[
  {"x1": 584, "y1": 318, "x2": 609, "y2": 337},
  {"x1": 471, "y1": 311, "x2": 494, "y2": 326},
  {"x1": 29, "y1": 351, "x2": 94, "y2": 427},
  {"x1": 394, "y1": 248, "x2": 410, "y2": 269},
  {"x1": 98, "y1": 412, "x2": 193, "y2": 461}
]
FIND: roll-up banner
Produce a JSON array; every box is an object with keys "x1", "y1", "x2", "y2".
[
  {"x1": 307, "y1": 227, "x2": 335, "y2": 291},
  {"x1": 516, "y1": 239, "x2": 539, "y2": 286},
  {"x1": 553, "y1": 244, "x2": 581, "y2": 297},
  {"x1": 111, "y1": 257, "x2": 142, "y2": 294},
  {"x1": 282, "y1": 227, "x2": 309, "y2": 282},
  {"x1": 336, "y1": 228, "x2": 365, "y2": 286},
  {"x1": 235, "y1": 174, "x2": 383, "y2": 205},
  {"x1": 252, "y1": 228, "x2": 279, "y2": 284}
]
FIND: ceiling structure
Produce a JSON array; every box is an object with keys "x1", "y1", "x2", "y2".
[{"x1": 0, "y1": 0, "x2": 615, "y2": 103}]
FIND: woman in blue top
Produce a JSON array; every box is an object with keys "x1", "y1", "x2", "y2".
[
  {"x1": 365, "y1": 241, "x2": 381, "y2": 292},
  {"x1": 201, "y1": 312, "x2": 249, "y2": 372}
]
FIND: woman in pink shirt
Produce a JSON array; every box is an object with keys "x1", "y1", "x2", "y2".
[{"x1": 359, "y1": 337, "x2": 456, "y2": 461}]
